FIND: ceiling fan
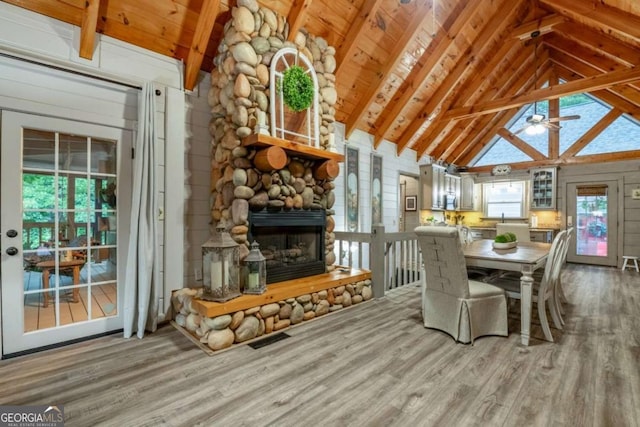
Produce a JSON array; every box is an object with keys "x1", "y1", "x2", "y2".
[
  {"x1": 512, "y1": 30, "x2": 580, "y2": 136},
  {"x1": 512, "y1": 110, "x2": 581, "y2": 135}
]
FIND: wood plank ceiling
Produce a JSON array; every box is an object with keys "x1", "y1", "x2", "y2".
[{"x1": 4, "y1": 0, "x2": 640, "y2": 171}]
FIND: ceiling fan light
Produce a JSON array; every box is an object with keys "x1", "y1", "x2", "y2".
[
  {"x1": 525, "y1": 123, "x2": 546, "y2": 135},
  {"x1": 533, "y1": 124, "x2": 545, "y2": 134}
]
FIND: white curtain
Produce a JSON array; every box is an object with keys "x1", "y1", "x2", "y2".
[{"x1": 123, "y1": 82, "x2": 159, "y2": 338}]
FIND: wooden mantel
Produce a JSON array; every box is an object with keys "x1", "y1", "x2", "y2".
[{"x1": 242, "y1": 134, "x2": 345, "y2": 162}]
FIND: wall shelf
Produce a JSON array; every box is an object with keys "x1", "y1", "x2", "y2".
[{"x1": 242, "y1": 134, "x2": 344, "y2": 162}]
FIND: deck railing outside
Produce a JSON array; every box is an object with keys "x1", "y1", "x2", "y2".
[
  {"x1": 334, "y1": 225, "x2": 421, "y2": 297},
  {"x1": 23, "y1": 222, "x2": 99, "y2": 250}
]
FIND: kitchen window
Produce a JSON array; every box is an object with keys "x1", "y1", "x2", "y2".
[{"x1": 482, "y1": 181, "x2": 528, "y2": 218}]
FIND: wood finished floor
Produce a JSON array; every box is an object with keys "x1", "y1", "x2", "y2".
[
  {"x1": 1, "y1": 264, "x2": 638, "y2": 426},
  {"x1": 23, "y1": 262, "x2": 117, "y2": 331}
]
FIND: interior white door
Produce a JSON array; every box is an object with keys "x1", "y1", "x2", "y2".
[
  {"x1": 566, "y1": 181, "x2": 618, "y2": 266},
  {"x1": 1, "y1": 111, "x2": 132, "y2": 356}
]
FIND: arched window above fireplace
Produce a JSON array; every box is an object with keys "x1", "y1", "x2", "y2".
[{"x1": 269, "y1": 47, "x2": 320, "y2": 148}]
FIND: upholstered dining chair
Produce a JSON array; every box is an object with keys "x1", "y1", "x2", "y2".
[
  {"x1": 415, "y1": 226, "x2": 509, "y2": 344},
  {"x1": 486, "y1": 229, "x2": 567, "y2": 342},
  {"x1": 496, "y1": 223, "x2": 531, "y2": 242}
]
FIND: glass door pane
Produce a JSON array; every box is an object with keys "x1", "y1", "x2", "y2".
[
  {"x1": 21, "y1": 129, "x2": 119, "y2": 332},
  {"x1": 575, "y1": 186, "x2": 608, "y2": 257}
]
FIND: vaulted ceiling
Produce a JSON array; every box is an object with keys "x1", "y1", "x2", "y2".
[{"x1": 4, "y1": 0, "x2": 640, "y2": 171}]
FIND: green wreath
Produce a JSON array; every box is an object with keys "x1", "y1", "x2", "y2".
[{"x1": 280, "y1": 65, "x2": 314, "y2": 112}]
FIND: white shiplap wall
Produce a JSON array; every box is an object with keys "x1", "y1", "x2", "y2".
[{"x1": 184, "y1": 74, "x2": 214, "y2": 286}]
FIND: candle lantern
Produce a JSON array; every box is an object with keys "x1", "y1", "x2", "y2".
[
  {"x1": 243, "y1": 241, "x2": 266, "y2": 295},
  {"x1": 201, "y1": 222, "x2": 241, "y2": 302}
]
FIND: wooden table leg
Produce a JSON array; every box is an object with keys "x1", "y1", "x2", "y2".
[
  {"x1": 72, "y1": 265, "x2": 80, "y2": 303},
  {"x1": 42, "y1": 269, "x2": 50, "y2": 308},
  {"x1": 520, "y1": 265, "x2": 534, "y2": 346}
]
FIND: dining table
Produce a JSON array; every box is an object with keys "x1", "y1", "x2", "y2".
[
  {"x1": 463, "y1": 239, "x2": 552, "y2": 346},
  {"x1": 36, "y1": 258, "x2": 85, "y2": 308}
]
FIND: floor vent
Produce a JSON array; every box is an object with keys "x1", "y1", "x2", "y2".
[{"x1": 248, "y1": 332, "x2": 290, "y2": 349}]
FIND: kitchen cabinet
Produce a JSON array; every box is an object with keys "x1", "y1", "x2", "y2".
[
  {"x1": 459, "y1": 174, "x2": 476, "y2": 211},
  {"x1": 420, "y1": 164, "x2": 447, "y2": 210},
  {"x1": 419, "y1": 164, "x2": 462, "y2": 210},
  {"x1": 445, "y1": 174, "x2": 461, "y2": 210},
  {"x1": 531, "y1": 167, "x2": 556, "y2": 210}
]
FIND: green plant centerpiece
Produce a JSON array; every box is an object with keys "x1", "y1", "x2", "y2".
[
  {"x1": 494, "y1": 232, "x2": 517, "y2": 243},
  {"x1": 280, "y1": 65, "x2": 314, "y2": 112},
  {"x1": 493, "y1": 232, "x2": 518, "y2": 249}
]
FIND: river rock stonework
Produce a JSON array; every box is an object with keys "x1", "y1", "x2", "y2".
[
  {"x1": 173, "y1": 279, "x2": 373, "y2": 351},
  {"x1": 208, "y1": 1, "x2": 338, "y2": 268}
]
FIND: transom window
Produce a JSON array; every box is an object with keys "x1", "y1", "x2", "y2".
[{"x1": 483, "y1": 181, "x2": 527, "y2": 218}]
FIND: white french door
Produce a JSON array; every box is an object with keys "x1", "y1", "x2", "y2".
[
  {"x1": 566, "y1": 181, "x2": 618, "y2": 266},
  {"x1": 1, "y1": 111, "x2": 132, "y2": 355}
]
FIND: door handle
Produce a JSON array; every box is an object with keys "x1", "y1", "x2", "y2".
[{"x1": 6, "y1": 247, "x2": 19, "y2": 256}]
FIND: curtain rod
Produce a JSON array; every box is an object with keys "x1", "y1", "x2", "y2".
[{"x1": 0, "y1": 51, "x2": 142, "y2": 90}]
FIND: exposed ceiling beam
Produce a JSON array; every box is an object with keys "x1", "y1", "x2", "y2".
[
  {"x1": 445, "y1": 61, "x2": 548, "y2": 165},
  {"x1": 544, "y1": 34, "x2": 629, "y2": 74},
  {"x1": 286, "y1": 0, "x2": 313, "y2": 42},
  {"x1": 395, "y1": 0, "x2": 526, "y2": 155},
  {"x1": 334, "y1": 0, "x2": 386, "y2": 79},
  {"x1": 539, "y1": 0, "x2": 640, "y2": 42},
  {"x1": 184, "y1": 0, "x2": 221, "y2": 91},
  {"x1": 451, "y1": 65, "x2": 553, "y2": 165},
  {"x1": 545, "y1": 37, "x2": 640, "y2": 97},
  {"x1": 548, "y1": 49, "x2": 640, "y2": 107},
  {"x1": 443, "y1": 66, "x2": 640, "y2": 121},
  {"x1": 560, "y1": 108, "x2": 622, "y2": 159},
  {"x1": 372, "y1": 0, "x2": 481, "y2": 147},
  {"x1": 455, "y1": 109, "x2": 519, "y2": 166},
  {"x1": 467, "y1": 149, "x2": 640, "y2": 173},
  {"x1": 419, "y1": 39, "x2": 537, "y2": 160},
  {"x1": 497, "y1": 128, "x2": 547, "y2": 160},
  {"x1": 79, "y1": 0, "x2": 100, "y2": 59},
  {"x1": 553, "y1": 22, "x2": 639, "y2": 67},
  {"x1": 510, "y1": 13, "x2": 565, "y2": 39},
  {"x1": 555, "y1": 65, "x2": 640, "y2": 120},
  {"x1": 343, "y1": 0, "x2": 432, "y2": 139},
  {"x1": 425, "y1": 50, "x2": 531, "y2": 162}
]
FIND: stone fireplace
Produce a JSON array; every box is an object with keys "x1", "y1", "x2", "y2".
[
  {"x1": 207, "y1": 0, "x2": 340, "y2": 277},
  {"x1": 248, "y1": 209, "x2": 325, "y2": 283},
  {"x1": 174, "y1": 0, "x2": 375, "y2": 354}
]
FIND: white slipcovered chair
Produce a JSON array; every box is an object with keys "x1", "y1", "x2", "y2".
[
  {"x1": 496, "y1": 223, "x2": 531, "y2": 242},
  {"x1": 415, "y1": 226, "x2": 509, "y2": 344}
]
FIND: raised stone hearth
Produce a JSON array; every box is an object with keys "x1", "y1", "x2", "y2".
[{"x1": 173, "y1": 269, "x2": 372, "y2": 352}]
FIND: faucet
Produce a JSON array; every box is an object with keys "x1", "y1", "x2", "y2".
[{"x1": 501, "y1": 213, "x2": 505, "y2": 223}]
